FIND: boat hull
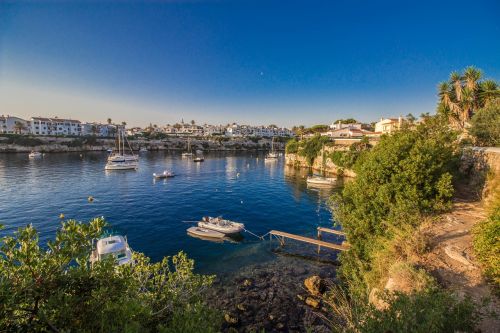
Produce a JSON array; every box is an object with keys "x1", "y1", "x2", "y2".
[
  {"x1": 187, "y1": 226, "x2": 226, "y2": 239},
  {"x1": 105, "y1": 162, "x2": 138, "y2": 170}
]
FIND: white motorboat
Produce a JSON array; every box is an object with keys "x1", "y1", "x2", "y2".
[
  {"x1": 193, "y1": 155, "x2": 204, "y2": 162},
  {"x1": 28, "y1": 151, "x2": 42, "y2": 158},
  {"x1": 153, "y1": 170, "x2": 175, "y2": 179},
  {"x1": 106, "y1": 148, "x2": 113, "y2": 153},
  {"x1": 198, "y1": 216, "x2": 245, "y2": 234},
  {"x1": 90, "y1": 235, "x2": 133, "y2": 266},
  {"x1": 187, "y1": 226, "x2": 225, "y2": 239},
  {"x1": 306, "y1": 175, "x2": 337, "y2": 185},
  {"x1": 139, "y1": 147, "x2": 148, "y2": 152},
  {"x1": 105, "y1": 130, "x2": 138, "y2": 170}
]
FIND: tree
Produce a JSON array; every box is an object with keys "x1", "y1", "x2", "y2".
[
  {"x1": 0, "y1": 219, "x2": 220, "y2": 332},
  {"x1": 469, "y1": 98, "x2": 500, "y2": 147},
  {"x1": 121, "y1": 121, "x2": 127, "y2": 126},
  {"x1": 107, "y1": 118, "x2": 112, "y2": 125},
  {"x1": 438, "y1": 66, "x2": 499, "y2": 130},
  {"x1": 191, "y1": 120, "x2": 195, "y2": 125},
  {"x1": 334, "y1": 118, "x2": 358, "y2": 124},
  {"x1": 333, "y1": 116, "x2": 458, "y2": 297}
]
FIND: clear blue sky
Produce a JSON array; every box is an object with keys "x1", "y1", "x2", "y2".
[{"x1": 0, "y1": 0, "x2": 499, "y2": 127}]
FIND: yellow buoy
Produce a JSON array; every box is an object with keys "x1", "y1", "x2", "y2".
[{"x1": 59, "y1": 213, "x2": 65, "y2": 219}]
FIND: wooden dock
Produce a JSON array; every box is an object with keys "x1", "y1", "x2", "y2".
[
  {"x1": 269, "y1": 230, "x2": 349, "y2": 252},
  {"x1": 316, "y1": 227, "x2": 346, "y2": 237}
]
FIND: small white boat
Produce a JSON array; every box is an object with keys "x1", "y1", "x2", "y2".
[
  {"x1": 108, "y1": 154, "x2": 138, "y2": 162},
  {"x1": 187, "y1": 226, "x2": 225, "y2": 239},
  {"x1": 198, "y1": 216, "x2": 244, "y2": 234},
  {"x1": 139, "y1": 147, "x2": 148, "y2": 152},
  {"x1": 28, "y1": 151, "x2": 42, "y2": 158},
  {"x1": 193, "y1": 155, "x2": 204, "y2": 162},
  {"x1": 265, "y1": 137, "x2": 278, "y2": 161},
  {"x1": 90, "y1": 235, "x2": 133, "y2": 266},
  {"x1": 182, "y1": 152, "x2": 193, "y2": 157},
  {"x1": 106, "y1": 148, "x2": 113, "y2": 153},
  {"x1": 105, "y1": 161, "x2": 138, "y2": 170},
  {"x1": 182, "y1": 137, "x2": 193, "y2": 157},
  {"x1": 306, "y1": 175, "x2": 337, "y2": 185},
  {"x1": 153, "y1": 170, "x2": 175, "y2": 179}
]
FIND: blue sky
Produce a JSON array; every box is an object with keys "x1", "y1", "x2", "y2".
[{"x1": 0, "y1": 0, "x2": 499, "y2": 127}]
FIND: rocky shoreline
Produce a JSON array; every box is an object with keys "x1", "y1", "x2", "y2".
[
  {"x1": 0, "y1": 136, "x2": 285, "y2": 153},
  {"x1": 209, "y1": 255, "x2": 337, "y2": 332}
]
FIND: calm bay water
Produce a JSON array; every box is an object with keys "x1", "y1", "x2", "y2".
[{"x1": 0, "y1": 151, "x2": 343, "y2": 275}]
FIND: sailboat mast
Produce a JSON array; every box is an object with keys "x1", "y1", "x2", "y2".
[{"x1": 118, "y1": 129, "x2": 121, "y2": 155}]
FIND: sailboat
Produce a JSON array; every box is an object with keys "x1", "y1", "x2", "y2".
[
  {"x1": 182, "y1": 137, "x2": 193, "y2": 157},
  {"x1": 306, "y1": 144, "x2": 337, "y2": 185},
  {"x1": 265, "y1": 137, "x2": 278, "y2": 161},
  {"x1": 105, "y1": 130, "x2": 138, "y2": 170}
]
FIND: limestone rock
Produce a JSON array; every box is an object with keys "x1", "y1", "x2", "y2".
[
  {"x1": 305, "y1": 296, "x2": 320, "y2": 309},
  {"x1": 304, "y1": 275, "x2": 323, "y2": 296}
]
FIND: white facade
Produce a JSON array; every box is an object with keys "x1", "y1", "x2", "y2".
[
  {"x1": 30, "y1": 117, "x2": 82, "y2": 136},
  {"x1": 0, "y1": 115, "x2": 30, "y2": 134},
  {"x1": 329, "y1": 121, "x2": 362, "y2": 130},
  {"x1": 375, "y1": 117, "x2": 403, "y2": 134}
]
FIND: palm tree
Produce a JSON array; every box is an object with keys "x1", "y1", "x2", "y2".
[
  {"x1": 191, "y1": 120, "x2": 195, "y2": 125},
  {"x1": 438, "y1": 66, "x2": 499, "y2": 130},
  {"x1": 121, "y1": 121, "x2": 127, "y2": 126}
]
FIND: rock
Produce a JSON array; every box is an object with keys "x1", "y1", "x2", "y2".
[
  {"x1": 236, "y1": 303, "x2": 247, "y2": 312},
  {"x1": 368, "y1": 288, "x2": 389, "y2": 310},
  {"x1": 242, "y1": 278, "x2": 253, "y2": 287},
  {"x1": 276, "y1": 322, "x2": 285, "y2": 330},
  {"x1": 444, "y1": 245, "x2": 474, "y2": 267},
  {"x1": 224, "y1": 313, "x2": 239, "y2": 325},
  {"x1": 305, "y1": 296, "x2": 320, "y2": 309},
  {"x1": 304, "y1": 275, "x2": 323, "y2": 296},
  {"x1": 297, "y1": 294, "x2": 304, "y2": 301},
  {"x1": 269, "y1": 314, "x2": 275, "y2": 321}
]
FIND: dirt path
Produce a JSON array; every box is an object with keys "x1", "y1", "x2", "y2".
[{"x1": 419, "y1": 200, "x2": 499, "y2": 332}]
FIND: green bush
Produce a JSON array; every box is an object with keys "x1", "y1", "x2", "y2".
[
  {"x1": 473, "y1": 206, "x2": 500, "y2": 287},
  {"x1": 359, "y1": 290, "x2": 478, "y2": 333},
  {"x1": 297, "y1": 134, "x2": 330, "y2": 165},
  {"x1": 0, "y1": 219, "x2": 220, "y2": 332},
  {"x1": 333, "y1": 116, "x2": 458, "y2": 298},
  {"x1": 285, "y1": 138, "x2": 299, "y2": 154},
  {"x1": 1, "y1": 134, "x2": 44, "y2": 146},
  {"x1": 469, "y1": 98, "x2": 500, "y2": 147}
]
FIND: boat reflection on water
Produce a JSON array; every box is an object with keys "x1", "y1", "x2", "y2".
[{"x1": 283, "y1": 165, "x2": 345, "y2": 202}]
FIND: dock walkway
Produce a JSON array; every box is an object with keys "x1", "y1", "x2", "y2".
[{"x1": 269, "y1": 230, "x2": 349, "y2": 252}]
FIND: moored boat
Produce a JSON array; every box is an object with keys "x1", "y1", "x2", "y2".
[
  {"x1": 306, "y1": 175, "x2": 337, "y2": 185},
  {"x1": 265, "y1": 137, "x2": 278, "y2": 161},
  {"x1": 105, "y1": 130, "x2": 138, "y2": 170},
  {"x1": 28, "y1": 151, "x2": 42, "y2": 158},
  {"x1": 193, "y1": 155, "x2": 204, "y2": 162},
  {"x1": 153, "y1": 170, "x2": 175, "y2": 179},
  {"x1": 90, "y1": 235, "x2": 133, "y2": 266},
  {"x1": 198, "y1": 216, "x2": 244, "y2": 234},
  {"x1": 187, "y1": 226, "x2": 226, "y2": 239}
]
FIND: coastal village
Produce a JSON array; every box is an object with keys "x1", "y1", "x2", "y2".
[{"x1": 0, "y1": 114, "x2": 404, "y2": 139}]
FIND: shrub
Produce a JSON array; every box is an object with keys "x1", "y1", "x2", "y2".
[
  {"x1": 0, "y1": 219, "x2": 220, "y2": 332},
  {"x1": 298, "y1": 134, "x2": 330, "y2": 165},
  {"x1": 469, "y1": 98, "x2": 500, "y2": 147},
  {"x1": 285, "y1": 138, "x2": 299, "y2": 154},
  {"x1": 333, "y1": 116, "x2": 458, "y2": 297},
  {"x1": 473, "y1": 206, "x2": 500, "y2": 287}
]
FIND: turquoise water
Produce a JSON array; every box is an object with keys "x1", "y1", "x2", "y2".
[{"x1": 0, "y1": 151, "x2": 343, "y2": 274}]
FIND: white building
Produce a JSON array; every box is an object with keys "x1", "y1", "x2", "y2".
[
  {"x1": 0, "y1": 115, "x2": 30, "y2": 134},
  {"x1": 29, "y1": 117, "x2": 82, "y2": 136},
  {"x1": 374, "y1": 117, "x2": 403, "y2": 134}
]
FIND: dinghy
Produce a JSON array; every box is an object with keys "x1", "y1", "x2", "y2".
[
  {"x1": 153, "y1": 170, "x2": 175, "y2": 179},
  {"x1": 198, "y1": 216, "x2": 244, "y2": 234},
  {"x1": 28, "y1": 151, "x2": 42, "y2": 158},
  {"x1": 187, "y1": 226, "x2": 225, "y2": 239},
  {"x1": 306, "y1": 175, "x2": 337, "y2": 185}
]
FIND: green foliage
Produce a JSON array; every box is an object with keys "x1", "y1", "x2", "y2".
[
  {"x1": 473, "y1": 206, "x2": 500, "y2": 286},
  {"x1": 0, "y1": 218, "x2": 220, "y2": 332},
  {"x1": 469, "y1": 98, "x2": 500, "y2": 147},
  {"x1": 358, "y1": 290, "x2": 478, "y2": 333},
  {"x1": 328, "y1": 138, "x2": 371, "y2": 169},
  {"x1": 0, "y1": 134, "x2": 43, "y2": 146},
  {"x1": 285, "y1": 138, "x2": 299, "y2": 154},
  {"x1": 297, "y1": 134, "x2": 330, "y2": 165},
  {"x1": 333, "y1": 118, "x2": 358, "y2": 124},
  {"x1": 333, "y1": 116, "x2": 458, "y2": 298},
  {"x1": 310, "y1": 124, "x2": 329, "y2": 133}
]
